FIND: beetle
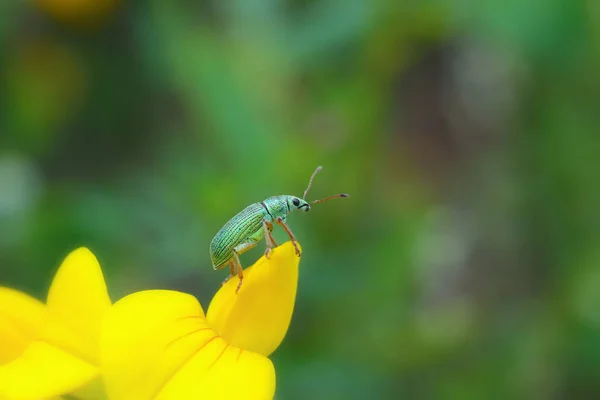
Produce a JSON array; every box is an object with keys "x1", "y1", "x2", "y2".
[{"x1": 210, "y1": 166, "x2": 348, "y2": 293}]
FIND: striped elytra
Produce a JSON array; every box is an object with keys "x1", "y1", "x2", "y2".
[{"x1": 210, "y1": 202, "x2": 268, "y2": 269}]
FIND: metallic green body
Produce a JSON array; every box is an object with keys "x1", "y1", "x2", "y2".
[{"x1": 210, "y1": 195, "x2": 310, "y2": 269}]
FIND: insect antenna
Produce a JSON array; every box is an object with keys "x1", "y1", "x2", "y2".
[
  {"x1": 310, "y1": 193, "x2": 349, "y2": 204},
  {"x1": 303, "y1": 165, "x2": 323, "y2": 200}
]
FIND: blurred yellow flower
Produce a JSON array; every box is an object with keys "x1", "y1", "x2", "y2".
[
  {"x1": 35, "y1": 0, "x2": 119, "y2": 27},
  {"x1": 100, "y1": 241, "x2": 300, "y2": 400},
  {"x1": 0, "y1": 248, "x2": 111, "y2": 400}
]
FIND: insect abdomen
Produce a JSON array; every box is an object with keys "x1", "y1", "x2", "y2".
[{"x1": 210, "y1": 203, "x2": 266, "y2": 269}]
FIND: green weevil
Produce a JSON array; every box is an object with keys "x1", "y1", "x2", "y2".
[{"x1": 210, "y1": 166, "x2": 349, "y2": 293}]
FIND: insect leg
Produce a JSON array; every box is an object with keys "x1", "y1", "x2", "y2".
[
  {"x1": 234, "y1": 242, "x2": 257, "y2": 255},
  {"x1": 263, "y1": 219, "x2": 278, "y2": 259},
  {"x1": 232, "y1": 250, "x2": 244, "y2": 294},
  {"x1": 275, "y1": 217, "x2": 302, "y2": 257},
  {"x1": 221, "y1": 262, "x2": 236, "y2": 286},
  {"x1": 230, "y1": 242, "x2": 256, "y2": 294}
]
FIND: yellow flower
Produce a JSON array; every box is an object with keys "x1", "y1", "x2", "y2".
[
  {"x1": 0, "y1": 248, "x2": 111, "y2": 400},
  {"x1": 100, "y1": 241, "x2": 300, "y2": 400},
  {"x1": 35, "y1": 0, "x2": 119, "y2": 27}
]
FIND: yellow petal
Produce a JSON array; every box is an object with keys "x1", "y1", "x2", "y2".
[
  {"x1": 156, "y1": 343, "x2": 275, "y2": 400},
  {"x1": 45, "y1": 247, "x2": 111, "y2": 363},
  {"x1": 68, "y1": 376, "x2": 107, "y2": 400},
  {"x1": 0, "y1": 288, "x2": 47, "y2": 364},
  {"x1": 100, "y1": 290, "x2": 275, "y2": 400},
  {"x1": 207, "y1": 241, "x2": 300, "y2": 357},
  {"x1": 35, "y1": 0, "x2": 118, "y2": 26},
  {"x1": 0, "y1": 248, "x2": 112, "y2": 400},
  {"x1": 0, "y1": 341, "x2": 97, "y2": 400}
]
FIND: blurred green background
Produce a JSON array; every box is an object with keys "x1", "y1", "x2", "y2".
[{"x1": 1, "y1": 0, "x2": 600, "y2": 398}]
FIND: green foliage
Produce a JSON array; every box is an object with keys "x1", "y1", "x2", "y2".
[{"x1": 1, "y1": 0, "x2": 600, "y2": 398}]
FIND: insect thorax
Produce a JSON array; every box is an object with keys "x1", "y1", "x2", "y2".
[{"x1": 262, "y1": 195, "x2": 294, "y2": 220}]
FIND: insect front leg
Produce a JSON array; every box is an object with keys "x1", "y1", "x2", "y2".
[
  {"x1": 275, "y1": 217, "x2": 301, "y2": 257},
  {"x1": 263, "y1": 219, "x2": 278, "y2": 259}
]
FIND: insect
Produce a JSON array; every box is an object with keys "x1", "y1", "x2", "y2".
[{"x1": 210, "y1": 166, "x2": 349, "y2": 293}]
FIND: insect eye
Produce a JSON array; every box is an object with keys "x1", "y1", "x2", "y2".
[{"x1": 292, "y1": 198, "x2": 300, "y2": 207}]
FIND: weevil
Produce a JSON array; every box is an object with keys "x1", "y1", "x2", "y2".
[{"x1": 210, "y1": 166, "x2": 349, "y2": 293}]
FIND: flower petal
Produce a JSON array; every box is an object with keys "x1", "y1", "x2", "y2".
[
  {"x1": 207, "y1": 241, "x2": 300, "y2": 357},
  {"x1": 0, "y1": 288, "x2": 46, "y2": 364},
  {"x1": 0, "y1": 341, "x2": 97, "y2": 400},
  {"x1": 100, "y1": 290, "x2": 275, "y2": 400},
  {"x1": 0, "y1": 248, "x2": 112, "y2": 400},
  {"x1": 156, "y1": 343, "x2": 275, "y2": 400},
  {"x1": 45, "y1": 247, "x2": 111, "y2": 363},
  {"x1": 68, "y1": 376, "x2": 107, "y2": 400}
]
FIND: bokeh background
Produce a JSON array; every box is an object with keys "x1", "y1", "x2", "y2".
[{"x1": 1, "y1": 0, "x2": 600, "y2": 398}]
